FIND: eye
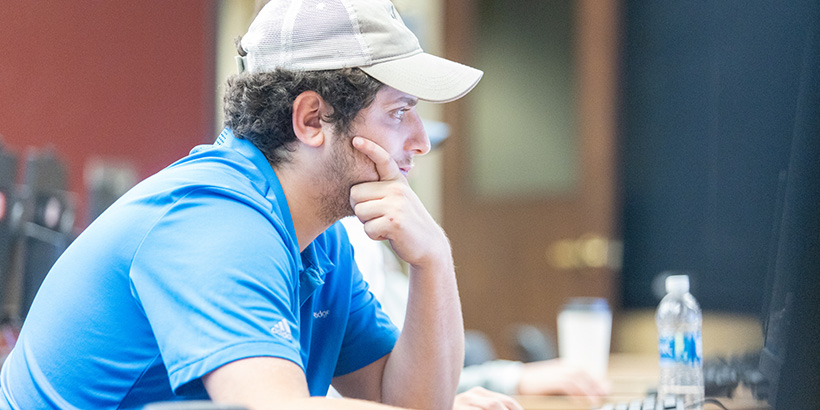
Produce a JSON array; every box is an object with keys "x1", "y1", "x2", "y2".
[{"x1": 392, "y1": 108, "x2": 410, "y2": 120}]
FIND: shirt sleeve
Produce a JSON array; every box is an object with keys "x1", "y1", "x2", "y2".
[{"x1": 129, "y1": 187, "x2": 304, "y2": 393}]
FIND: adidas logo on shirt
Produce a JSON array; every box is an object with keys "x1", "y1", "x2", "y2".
[{"x1": 270, "y1": 319, "x2": 293, "y2": 341}]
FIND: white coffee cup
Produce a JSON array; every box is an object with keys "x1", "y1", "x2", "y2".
[{"x1": 557, "y1": 297, "x2": 612, "y2": 379}]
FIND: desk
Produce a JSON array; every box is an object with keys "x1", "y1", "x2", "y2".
[{"x1": 514, "y1": 354, "x2": 770, "y2": 410}]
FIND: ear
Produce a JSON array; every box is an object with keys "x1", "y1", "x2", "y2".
[{"x1": 292, "y1": 91, "x2": 328, "y2": 148}]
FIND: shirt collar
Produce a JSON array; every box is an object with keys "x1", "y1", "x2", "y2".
[{"x1": 213, "y1": 128, "x2": 334, "y2": 304}]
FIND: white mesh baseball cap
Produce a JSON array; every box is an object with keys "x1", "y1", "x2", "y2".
[{"x1": 237, "y1": 0, "x2": 483, "y2": 103}]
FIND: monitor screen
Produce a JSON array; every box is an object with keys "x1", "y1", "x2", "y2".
[{"x1": 758, "y1": 8, "x2": 820, "y2": 407}]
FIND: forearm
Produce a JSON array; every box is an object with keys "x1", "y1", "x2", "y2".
[
  {"x1": 381, "y1": 255, "x2": 464, "y2": 409},
  {"x1": 289, "y1": 397, "x2": 408, "y2": 410},
  {"x1": 206, "y1": 357, "x2": 415, "y2": 410},
  {"x1": 213, "y1": 395, "x2": 411, "y2": 410},
  {"x1": 347, "y1": 137, "x2": 465, "y2": 408}
]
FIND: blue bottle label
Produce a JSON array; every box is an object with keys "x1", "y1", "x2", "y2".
[{"x1": 659, "y1": 331, "x2": 702, "y2": 366}]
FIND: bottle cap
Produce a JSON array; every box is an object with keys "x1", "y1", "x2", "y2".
[{"x1": 665, "y1": 275, "x2": 689, "y2": 294}]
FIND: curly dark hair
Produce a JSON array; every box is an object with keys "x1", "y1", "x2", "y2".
[{"x1": 222, "y1": 68, "x2": 383, "y2": 166}]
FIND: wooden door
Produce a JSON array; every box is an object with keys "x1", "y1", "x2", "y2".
[{"x1": 442, "y1": 0, "x2": 620, "y2": 359}]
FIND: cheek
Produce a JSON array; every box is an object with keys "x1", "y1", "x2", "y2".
[
  {"x1": 361, "y1": 122, "x2": 402, "y2": 150},
  {"x1": 357, "y1": 155, "x2": 381, "y2": 181},
  {"x1": 345, "y1": 144, "x2": 379, "y2": 182}
]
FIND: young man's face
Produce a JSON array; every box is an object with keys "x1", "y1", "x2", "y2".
[
  {"x1": 350, "y1": 85, "x2": 430, "y2": 179},
  {"x1": 316, "y1": 86, "x2": 430, "y2": 223}
]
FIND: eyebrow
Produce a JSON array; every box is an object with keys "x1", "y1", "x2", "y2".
[{"x1": 395, "y1": 96, "x2": 419, "y2": 107}]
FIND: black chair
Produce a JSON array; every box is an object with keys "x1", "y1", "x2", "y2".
[
  {"x1": 464, "y1": 329, "x2": 499, "y2": 367},
  {"x1": 0, "y1": 145, "x2": 20, "y2": 316},
  {"x1": 17, "y1": 147, "x2": 75, "y2": 319},
  {"x1": 508, "y1": 323, "x2": 558, "y2": 363}
]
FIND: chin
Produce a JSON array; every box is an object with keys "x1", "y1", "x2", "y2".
[{"x1": 341, "y1": 204, "x2": 356, "y2": 219}]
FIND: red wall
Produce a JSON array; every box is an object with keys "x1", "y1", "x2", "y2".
[{"x1": 0, "y1": 1, "x2": 216, "y2": 227}]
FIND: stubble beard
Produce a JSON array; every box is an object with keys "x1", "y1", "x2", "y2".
[{"x1": 315, "y1": 133, "x2": 376, "y2": 226}]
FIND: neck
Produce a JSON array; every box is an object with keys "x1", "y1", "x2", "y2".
[{"x1": 274, "y1": 161, "x2": 337, "y2": 252}]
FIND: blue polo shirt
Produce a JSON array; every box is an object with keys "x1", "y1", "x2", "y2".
[{"x1": 0, "y1": 129, "x2": 400, "y2": 410}]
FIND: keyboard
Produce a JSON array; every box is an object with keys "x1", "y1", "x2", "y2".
[
  {"x1": 593, "y1": 394, "x2": 683, "y2": 410},
  {"x1": 703, "y1": 351, "x2": 766, "y2": 398}
]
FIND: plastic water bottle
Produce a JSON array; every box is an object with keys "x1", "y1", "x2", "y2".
[{"x1": 656, "y1": 274, "x2": 704, "y2": 409}]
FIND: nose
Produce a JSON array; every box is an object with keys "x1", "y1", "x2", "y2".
[{"x1": 404, "y1": 110, "x2": 431, "y2": 155}]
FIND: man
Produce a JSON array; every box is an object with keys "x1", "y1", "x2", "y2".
[{"x1": 0, "y1": 1, "x2": 523, "y2": 409}]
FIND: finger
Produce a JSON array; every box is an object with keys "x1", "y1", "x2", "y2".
[
  {"x1": 459, "y1": 388, "x2": 525, "y2": 410},
  {"x1": 584, "y1": 375, "x2": 610, "y2": 397},
  {"x1": 466, "y1": 394, "x2": 523, "y2": 410},
  {"x1": 349, "y1": 180, "x2": 390, "y2": 206},
  {"x1": 494, "y1": 394, "x2": 525, "y2": 410},
  {"x1": 570, "y1": 371, "x2": 609, "y2": 398},
  {"x1": 455, "y1": 395, "x2": 501, "y2": 410},
  {"x1": 352, "y1": 136, "x2": 401, "y2": 181},
  {"x1": 351, "y1": 198, "x2": 387, "y2": 223},
  {"x1": 598, "y1": 378, "x2": 612, "y2": 396},
  {"x1": 361, "y1": 215, "x2": 399, "y2": 242},
  {"x1": 350, "y1": 179, "x2": 409, "y2": 207},
  {"x1": 564, "y1": 378, "x2": 604, "y2": 406}
]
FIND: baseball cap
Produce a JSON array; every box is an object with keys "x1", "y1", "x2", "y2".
[{"x1": 237, "y1": 0, "x2": 483, "y2": 103}]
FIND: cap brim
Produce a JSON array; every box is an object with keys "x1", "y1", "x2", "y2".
[{"x1": 360, "y1": 52, "x2": 483, "y2": 103}]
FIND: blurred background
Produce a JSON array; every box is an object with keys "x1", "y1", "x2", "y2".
[{"x1": 0, "y1": 0, "x2": 817, "y2": 364}]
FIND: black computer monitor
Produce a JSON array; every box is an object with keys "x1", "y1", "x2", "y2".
[{"x1": 758, "y1": 10, "x2": 820, "y2": 408}]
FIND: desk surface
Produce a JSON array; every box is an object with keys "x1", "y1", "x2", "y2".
[{"x1": 515, "y1": 354, "x2": 770, "y2": 410}]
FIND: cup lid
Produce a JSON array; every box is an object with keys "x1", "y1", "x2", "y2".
[{"x1": 561, "y1": 297, "x2": 610, "y2": 312}]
